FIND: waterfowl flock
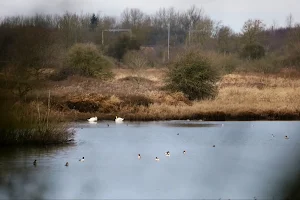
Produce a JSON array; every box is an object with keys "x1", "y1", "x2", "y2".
[
  {"x1": 32, "y1": 130, "x2": 290, "y2": 167},
  {"x1": 32, "y1": 149, "x2": 188, "y2": 167},
  {"x1": 31, "y1": 119, "x2": 291, "y2": 168},
  {"x1": 87, "y1": 116, "x2": 125, "y2": 124}
]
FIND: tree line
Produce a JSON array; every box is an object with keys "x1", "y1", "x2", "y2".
[{"x1": 0, "y1": 5, "x2": 300, "y2": 70}]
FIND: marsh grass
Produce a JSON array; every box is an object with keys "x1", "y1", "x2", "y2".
[
  {"x1": 31, "y1": 68, "x2": 300, "y2": 121},
  {"x1": 0, "y1": 93, "x2": 74, "y2": 146}
]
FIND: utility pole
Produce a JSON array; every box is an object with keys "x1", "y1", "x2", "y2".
[
  {"x1": 188, "y1": 29, "x2": 191, "y2": 46},
  {"x1": 167, "y1": 23, "x2": 170, "y2": 61},
  {"x1": 188, "y1": 22, "x2": 193, "y2": 47}
]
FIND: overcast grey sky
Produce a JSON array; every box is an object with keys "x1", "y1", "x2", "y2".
[{"x1": 0, "y1": 0, "x2": 299, "y2": 32}]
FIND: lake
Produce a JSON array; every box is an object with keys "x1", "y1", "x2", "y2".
[{"x1": 1, "y1": 121, "x2": 300, "y2": 199}]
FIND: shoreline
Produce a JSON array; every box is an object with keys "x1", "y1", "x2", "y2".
[{"x1": 67, "y1": 112, "x2": 300, "y2": 122}]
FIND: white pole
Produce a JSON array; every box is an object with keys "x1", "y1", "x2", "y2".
[
  {"x1": 189, "y1": 29, "x2": 191, "y2": 46},
  {"x1": 168, "y1": 23, "x2": 170, "y2": 61}
]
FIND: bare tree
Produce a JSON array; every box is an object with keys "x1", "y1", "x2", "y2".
[
  {"x1": 216, "y1": 25, "x2": 234, "y2": 53},
  {"x1": 101, "y1": 16, "x2": 117, "y2": 29},
  {"x1": 241, "y1": 19, "x2": 266, "y2": 45},
  {"x1": 271, "y1": 19, "x2": 278, "y2": 30},
  {"x1": 123, "y1": 50, "x2": 148, "y2": 88},
  {"x1": 186, "y1": 5, "x2": 203, "y2": 29},
  {"x1": 286, "y1": 13, "x2": 294, "y2": 28},
  {"x1": 121, "y1": 8, "x2": 145, "y2": 29},
  {"x1": 121, "y1": 8, "x2": 131, "y2": 28},
  {"x1": 191, "y1": 16, "x2": 214, "y2": 47}
]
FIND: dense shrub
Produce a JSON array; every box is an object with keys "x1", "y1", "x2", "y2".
[
  {"x1": 218, "y1": 55, "x2": 240, "y2": 74},
  {"x1": 66, "y1": 43, "x2": 113, "y2": 78},
  {"x1": 240, "y1": 44, "x2": 265, "y2": 60},
  {"x1": 283, "y1": 42, "x2": 300, "y2": 68},
  {"x1": 123, "y1": 50, "x2": 149, "y2": 69},
  {"x1": 206, "y1": 52, "x2": 240, "y2": 74},
  {"x1": 107, "y1": 34, "x2": 141, "y2": 61},
  {"x1": 236, "y1": 53, "x2": 284, "y2": 74},
  {"x1": 165, "y1": 51, "x2": 220, "y2": 100}
]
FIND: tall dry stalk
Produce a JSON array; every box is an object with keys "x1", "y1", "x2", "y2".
[
  {"x1": 37, "y1": 96, "x2": 41, "y2": 123},
  {"x1": 46, "y1": 90, "x2": 51, "y2": 129}
]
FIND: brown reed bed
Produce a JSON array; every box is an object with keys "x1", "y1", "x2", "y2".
[{"x1": 28, "y1": 68, "x2": 300, "y2": 121}]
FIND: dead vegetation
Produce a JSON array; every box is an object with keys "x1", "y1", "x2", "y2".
[{"x1": 27, "y1": 67, "x2": 300, "y2": 121}]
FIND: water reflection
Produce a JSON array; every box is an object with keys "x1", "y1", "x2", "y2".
[
  {"x1": 165, "y1": 121, "x2": 220, "y2": 128},
  {"x1": 0, "y1": 145, "x2": 74, "y2": 199},
  {"x1": 1, "y1": 121, "x2": 300, "y2": 199}
]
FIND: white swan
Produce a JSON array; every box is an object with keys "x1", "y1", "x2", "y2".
[
  {"x1": 88, "y1": 117, "x2": 97, "y2": 122},
  {"x1": 115, "y1": 116, "x2": 124, "y2": 123},
  {"x1": 79, "y1": 157, "x2": 85, "y2": 162},
  {"x1": 155, "y1": 157, "x2": 160, "y2": 161}
]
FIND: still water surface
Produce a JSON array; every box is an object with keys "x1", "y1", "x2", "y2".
[{"x1": 1, "y1": 121, "x2": 300, "y2": 199}]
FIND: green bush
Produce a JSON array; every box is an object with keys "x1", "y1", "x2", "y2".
[
  {"x1": 165, "y1": 51, "x2": 220, "y2": 100},
  {"x1": 283, "y1": 43, "x2": 300, "y2": 68},
  {"x1": 66, "y1": 43, "x2": 113, "y2": 78},
  {"x1": 240, "y1": 44, "x2": 265, "y2": 60}
]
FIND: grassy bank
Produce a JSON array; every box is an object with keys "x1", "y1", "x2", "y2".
[
  {"x1": 0, "y1": 93, "x2": 74, "y2": 146},
  {"x1": 1, "y1": 67, "x2": 299, "y2": 146},
  {"x1": 29, "y1": 68, "x2": 300, "y2": 121}
]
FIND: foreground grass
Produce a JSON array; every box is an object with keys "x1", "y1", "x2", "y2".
[
  {"x1": 29, "y1": 68, "x2": 300, "y2": 121},
  {"x1": 0, "y1": 125, "x2": 74, "y2": 146},
  {"x1": 0, "y1": 98, "x2": 74, "y2": 146}
]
